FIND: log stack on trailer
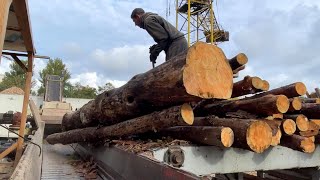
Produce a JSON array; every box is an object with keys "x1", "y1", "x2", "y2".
[{"x1": 46, "y1": 42, "x2": 320, "y2": 155}]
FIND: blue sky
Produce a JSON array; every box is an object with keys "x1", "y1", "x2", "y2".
[{"x1": 1, "y1": 0, "x2": 320, "y2": 92}]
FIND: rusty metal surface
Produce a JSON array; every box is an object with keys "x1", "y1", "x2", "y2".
[
  {"x1": 76, "y1": 143, "x2": 199, "y2": 180},
  {"x1": 41, "y1": 143, "x2": 85, "y2": 180}
]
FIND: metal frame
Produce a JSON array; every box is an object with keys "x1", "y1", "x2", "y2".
[
  {"x1": 0, "y1": 0, "x2": 36, "y2": 167},
  {"x1": 175, "y1": 0, "x2": 228, "y2": 46}
]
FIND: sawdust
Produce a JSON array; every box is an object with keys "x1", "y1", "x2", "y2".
[
  {"x1": 0, "y1": 87, "x2": 24, "y2": 95},
  {"x1": 109, "y1": 138, "x2": 190, "y2": 154}
]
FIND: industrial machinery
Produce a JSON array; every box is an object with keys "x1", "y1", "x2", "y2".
[
  {"x1": 174, "y1": 0, "x2": 229, "y2": 46},
  {"x1": 40, "y1": 75, "x2": 72, "y2": 134}
]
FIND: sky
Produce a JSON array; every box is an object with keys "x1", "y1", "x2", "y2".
[{"x1": 1, "y1": 0, "x2": 320, "y2": 93}]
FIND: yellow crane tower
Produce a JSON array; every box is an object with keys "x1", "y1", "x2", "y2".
[{"x1": 174, "y1": 0, "x2": 229, "y2": 46}]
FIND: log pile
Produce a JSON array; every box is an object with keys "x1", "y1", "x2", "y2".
[{"x1": 46, "y1": 42, "x2": 320, "y2": 155}]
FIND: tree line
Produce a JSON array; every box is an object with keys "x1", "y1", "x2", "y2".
[{"x1": 0, "y1": 58, "x2": 115, "y2": 99}]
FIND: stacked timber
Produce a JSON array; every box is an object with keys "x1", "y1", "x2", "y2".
[{"x1": 46, "y1": 42, "x2": 320, "y2": 155}]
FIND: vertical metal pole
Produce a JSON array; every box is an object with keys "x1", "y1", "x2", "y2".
[
  {"x1": 176, "y1": 0, "x2": 179, "y2": 29},
  {"x1": 210, "y1": 1, "x2": 214, "y2": 44},
  {"x1": 14, "y1": 53, "x2": 34, "y2": 167},
  {"x1": 0, "y1": 0, "x2": 13, "y2": 63},
  {"x1": 187, "y1": 0, "x2": 191, "y2": 47}
]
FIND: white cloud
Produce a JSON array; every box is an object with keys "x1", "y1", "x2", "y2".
[
  {"x1": 90, "y1": 44, "x2": 166, "y2": 80},
  {"x1": 69, "y1": 72, "x2": 126, "y2": 88}
]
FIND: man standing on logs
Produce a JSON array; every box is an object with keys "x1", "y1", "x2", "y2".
[{"x1": 131, "y1": 8, "x2": 188, "y2": 66}]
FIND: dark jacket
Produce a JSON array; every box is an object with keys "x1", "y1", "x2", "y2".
[{"x1": 140, "y1": 12, "x2": 188, "y2": 60}]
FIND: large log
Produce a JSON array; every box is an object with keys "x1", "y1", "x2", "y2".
[
  {"x1": 228, "y1": 53, "x2": 248, "y2": 71},
  {"x1": 198, "y1": 116, "x2": 272, "y2": 153},
  {"x1": 299, "y1": 103, "x2": 320, "y2": 119},
  {"x1": 194, "y1": 95, "x2": 289, "y2": 117},
  {"x1": 47, "y1": 104, "x2": 194, "y2": 145},
  {"x1": 163, "y1": 126, "x2": 234, "y2": 147},
  {"x1": 231, "y1": 76, "x2": 263, "y2": 98},
  {"x1": 62, "y1": 42, "x2": 233, "y2": 130},
  {"x1": 283, "y1": 114, "x2": 309, "y2": 131},
  {"x1": 248, "y1": 82, "x2": 307, "y2": 99},
  {"x1": 280, "y1": 134, "x2": 315, "y2": 153}
]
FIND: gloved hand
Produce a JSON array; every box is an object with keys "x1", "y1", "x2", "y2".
[{"x1": 149, "y1": 44, "x2": 162, "y2": 63}]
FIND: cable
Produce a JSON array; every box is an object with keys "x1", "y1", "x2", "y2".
[{"x1": 0, "y1": 124, "x2": 41, "y2": 156}]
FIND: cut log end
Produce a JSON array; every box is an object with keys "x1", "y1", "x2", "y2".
[
  {"x1": 291, "y1": 97, "x2": 302, "y2": 111},
  {"x1": 295, "y1": 82, "x2": 307, "y2": 96},
  {"x1": 276, "y1": 95, "x2": 290, "y2": 113},
  {"x1": 308, "y1": 136, "x2": 315, "y2": 143},
  {"x1": 236, "y1": 53, "x2": 248, "y2": 66},
  {"x1": 181, "y1": 103, "x2": 194, "y2": 125},
  {"x1": 301, "y1": 138, "x2": 315, "y2": 153},
  {"x1": 296, "y1": 115, "x2": 309, "y2": 132},
  {"x1": 271, "y1": 129, "x2": 282, "y2": 146},
  {"x1": 251, "y1": 77, "x2": 263, "y2": 89},
  {"x1": 221, "y1": 127, "x2": 234, "y2": 148},
  {"x1": 282, "y1": 119, "x2": 296, "y2": 135},
  {"x1": 246, "y1": 121, "x2": 272, "y2": 153},
  {"x1": 261, "y1": 80, "x2": 270, "y2": 91},
  {"x1": 183, "y1": 42, "x2": 233, "y2": 99}
]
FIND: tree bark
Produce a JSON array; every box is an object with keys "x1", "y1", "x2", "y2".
[
  {"x1": 283, "y1": 114, "x2": 309, "y2": 131},
  {"x1": 197, "y1": 116, "x2": 272, "y2": 153},
  {"x1": 194, "y1": 95, "x2": 289, "y2": 117},
  {"x1": 300, "y1": 98, "x2": 320, "y2": 104},
  {"x1": 162, "y1": 126, "x2": 234, "y2": 147},
  {"x1": 228, "y1": 53, "x2": 248, "y2": 70},
  {"x1": 247, "y1": 82, "x2": 307, "y2": 99},
  {"x1": 62, "y1": 42, "x2": 233, "y2": 130},
  {"x1": 299, "y1": 103, "x2": 320, "y2": 119},
  {"x1": 47, "y1": 104, "x2": 194, "y2": 145},
  {"x1": 231, "y1": 76, "x2": 263, "y2": 98},
  {"x1": 280, "y1": 134, "x2": 315, "y2": 153}
]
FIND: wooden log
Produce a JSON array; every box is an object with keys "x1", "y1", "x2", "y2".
[
  {"x1": 0, "y1": 0, "x2": 12, "y2": 58},
  {"x1": 287, "y1": 97, "x2": 302, "y2": 112},
  {"x1": 310, "y1": 119, "x2": 320, "y2": 127},
  {"x1": 262, "y1": 120, "x2": 282, "y2": 146},
  {"x1": 260, "y1": 80, "x2": 270, "y2": 91},
  {"x1": 231, "y1": 76, "x2": 263, "y2": 98},
  {"x1": 300, "y1": 98, "x2": 320, "y2": 104},
  {"x1": 228, "y1": 53, "x2": 248, "y2": 71},
  {"x1": 62, "y1": 42, "x2": 233, "y2": 130},
  {"x1": 198, "y1": 116, "x2": 272, "y2": 153},
  {"x1": 315, "y1": 88, "x2": 320, "y2": 98},
  {"x1": 278, "y1": 119, "x2": 296, "y2": 135},
  {"x1": 283, "y1": 114, "x2": 309, "y2": 131},
  {"x1": 47, "y1": 104, "x2": 194, "y2": 145},
  {"x1": 163, "y1": 126, "x2": 234, "y2": 147},
  {"x1": 308, "y1": 136, "x2": 315, "y2": 142},
  {"x1": 248, "y1": 82, "x2": 307, "y2": 99},
  {"x1": 299, "y1": 103, "x2": 320, "y2": 119},
  {"x1": 194, "y1": 95, "x2": 289, "y2": 117},
  {"x1": 298, "y1": 121, "x2": 319, "y2": 137},
  {"x1": 280, "y1": 134, "x2": 315, "y2": 153}
]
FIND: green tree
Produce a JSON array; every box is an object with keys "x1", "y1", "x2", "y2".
[
  {"x1": 0, "y1": 60, "x2": 35, "y2": 91},
  {"x1": 38, "y1": 58, "x2": 71, "y2": 95},
  {"x1": 97, "y1": 82, "x2": 115, "y2": 94},
  {"x1": 64, "y1": 83, "x2": 96, "y2": 99}
]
